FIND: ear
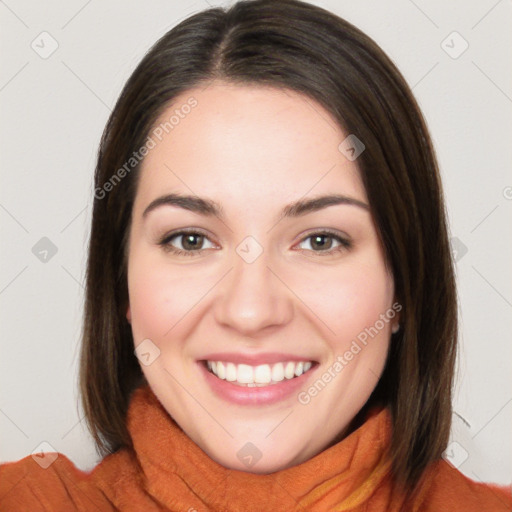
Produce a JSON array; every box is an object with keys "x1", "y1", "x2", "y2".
[
  {"x1": 126, "y1": 304, "x2": 132, "y2": 324},
  {"x1": 390, "y1": 296, "x2": 401, "y2": 334},
  {"x1": 391, "y1": 309, "x2": 401, "y2": 334}
]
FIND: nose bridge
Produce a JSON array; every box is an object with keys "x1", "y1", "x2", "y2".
[{"x1": 213, "y1": 238, "x2": 293, "y2": 334}]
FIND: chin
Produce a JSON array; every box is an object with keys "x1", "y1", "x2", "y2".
[{"x1": 205, "y1": 440, "x2": 307, "y2": 474}]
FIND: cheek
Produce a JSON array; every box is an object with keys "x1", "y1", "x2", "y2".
[
  {"x1": 127, "y1": 241, "x2": 394, "y2": 351},
  {"x1": 298, "y1": 260, "x2": 393, "y2": 340},
  {"x1": 127, "y1": 253, "x2": 204, "y2": 341}
]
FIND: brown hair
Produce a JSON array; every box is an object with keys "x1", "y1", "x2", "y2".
[{"x1": 79, "y1": 0, "x2": 457, "y2": 495}]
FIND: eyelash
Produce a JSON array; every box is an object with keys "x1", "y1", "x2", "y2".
[{"x1": 158, "y1": 228, "x2": 352, "y2": 257}]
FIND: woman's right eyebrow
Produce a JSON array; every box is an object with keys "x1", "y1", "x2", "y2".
[
  {"x1": 142, "y1": 192, "x2": 370, "y2": 222},
  {"x1": 143, "y1": 193, "x2": 221, "y2": 219}
]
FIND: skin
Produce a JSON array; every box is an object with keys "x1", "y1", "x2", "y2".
[{"x1": 125, "y1": 80, "x2": 400, "y2": 473}]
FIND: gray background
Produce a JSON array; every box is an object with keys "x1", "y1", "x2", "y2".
[{"x1": 1, "y1": 0, "x2": 511, "y2": 486}]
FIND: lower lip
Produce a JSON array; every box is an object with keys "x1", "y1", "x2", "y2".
[{"x1": 197, "y1": 361, "x2": 318, "y2": 406}]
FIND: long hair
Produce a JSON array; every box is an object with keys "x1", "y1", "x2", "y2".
[{"x1": 79, "y1": 0, "x2": 457, "y2": 494}]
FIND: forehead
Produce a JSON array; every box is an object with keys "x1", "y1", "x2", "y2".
[{"x1": 135, "y1": 81, "x2": 367, "y2": 211}]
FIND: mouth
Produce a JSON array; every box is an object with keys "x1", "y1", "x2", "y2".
[
  {"x1": 197, "y1": 357, "x2": 319, "y2": 405},
  {"x1": 202, "y1": 359, "x2": 316, "y2": 387}
]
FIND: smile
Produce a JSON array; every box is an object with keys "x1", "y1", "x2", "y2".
[
  {"x1": 198, "y1": 357, "x2": 319, "y2": 406},
  {"x1": 206, "y1": 360, "x2": 314, "y2": 387}
]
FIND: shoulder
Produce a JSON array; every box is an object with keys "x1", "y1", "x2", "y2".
[
  {"x1": 0, "y1": 452, "x2": 114, "y2": 511},
  {"x1": 416, "y1": 459, "x2": 512, "y2": 511}
]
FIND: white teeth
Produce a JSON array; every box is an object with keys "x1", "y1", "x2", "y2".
[
  {"x1": 237, "y1": 364, "x2": 254, "y2": 384},
  {"x1": 271, "y1": 363, "x2": 285, "y2": 382},
  {"x1": 217, "y1": 361, "x2": 226, "y2": 379},
  {"x1": 206, "y1": 359, "x2": 314, "y2": 385},
  {"x1": 284, "y1": 362, "x2": 296, "y2": 379},
  {"x1": 254, "y1": 364, "x2": 271, "y2": 383},
  {"x1": 226, "y1": 362, "x2": 237, "y2": 382}
]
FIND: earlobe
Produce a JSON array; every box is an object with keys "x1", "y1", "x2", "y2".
[
  {"x1": 391, "y1": 306, "x2": 401, "y2": 334},
  {"x1": 392, "y1": 311, "x2": 401, "y2": 333},
  {"x1": 126, "y1": 305, "x2": 132, "y2": 324}
]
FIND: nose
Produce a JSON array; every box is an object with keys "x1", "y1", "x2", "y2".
[{"x1": 213, "y1": 246, "x2": 294, "y2": 337}]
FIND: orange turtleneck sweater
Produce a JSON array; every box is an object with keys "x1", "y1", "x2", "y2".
[{"x1": 1, "y1": 384, "x2": 510, "y2": 511}]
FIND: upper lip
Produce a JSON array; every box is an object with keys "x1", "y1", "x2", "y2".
[{"x1": 199, "y1": 352, "x2": 318, "y2": 366}]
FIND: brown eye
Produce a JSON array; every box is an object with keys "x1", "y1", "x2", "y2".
[
  {"x1": 178, "y1": 233, "x2": 205, "y2": 250},
  {"x1": 310, "y1": 234, "x2": 334, "y2": 250},
  {"x1": 297, "y1": 231, "x2": 351, "y2": 255},
  {"x1": 159, "y1": 230, "x2": 215, "y2": 256}
]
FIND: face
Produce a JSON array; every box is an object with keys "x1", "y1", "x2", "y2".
[{"x1": 125, "y1": 81, "x2": 400, "y2": 473}]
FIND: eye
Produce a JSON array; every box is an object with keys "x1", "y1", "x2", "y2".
[
  {"x1": 158, "y1": 229, "x2": 216, "y2": 256},
  {"x1": 296, "y1": 230, "x2": 351, "y2": 255},
  {"x1": 158, "y1": 229, "x2": 351, "y2": 257}
]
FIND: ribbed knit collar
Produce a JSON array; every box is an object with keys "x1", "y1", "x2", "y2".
[{"x1": 118, "y1": 383, "x2": 393, "y2": 511}]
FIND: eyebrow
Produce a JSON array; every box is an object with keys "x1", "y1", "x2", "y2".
[{"x1": 142, "y1": 192, "x2": 370, "y2": 221}]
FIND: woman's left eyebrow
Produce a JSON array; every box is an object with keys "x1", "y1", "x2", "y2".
[{"x1": 142, "y1": 193, "x2": 369, "y2": 221}]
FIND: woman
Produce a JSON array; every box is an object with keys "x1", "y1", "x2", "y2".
[{"x1": 1, "y1": 0, "x2": 510, "y2": 510}]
